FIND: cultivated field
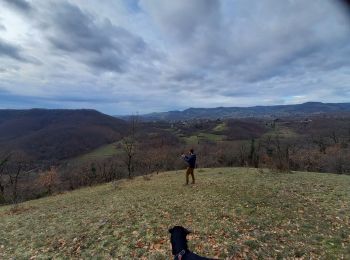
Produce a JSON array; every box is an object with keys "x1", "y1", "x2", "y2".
[{"x1": 0, "y1": 168, "x2": 349, "y2": 259}]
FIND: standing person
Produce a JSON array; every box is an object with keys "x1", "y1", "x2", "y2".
[{"x1": 181, "y1": 149, "x2": 196, "y2": 185}]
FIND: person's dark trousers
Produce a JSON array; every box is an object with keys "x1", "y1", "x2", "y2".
[{"x1": 186, "y1": 167, "x2": 195, "y2": 184}]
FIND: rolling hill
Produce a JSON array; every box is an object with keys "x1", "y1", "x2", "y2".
[
  {"x1": 0, "y1": 168, "x2": 349, "y2": 259},
  {"x1": 138, "y1": 102, "x2": 350, "y2": 121},
  {"x1": 0, "y1": 109, "x2": 127, "y2": 162}
]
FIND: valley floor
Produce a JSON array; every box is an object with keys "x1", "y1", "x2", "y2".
[{"x1": 0, "y1": 168, "x2": 349, "y2": 259}]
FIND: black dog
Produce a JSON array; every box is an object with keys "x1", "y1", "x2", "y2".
[{"x1": 169, "y1": 226, "x2": 216, "y2": 260}]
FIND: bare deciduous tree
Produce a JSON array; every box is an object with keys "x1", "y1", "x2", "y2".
[
  {"x1": 248, "y1": 138, "x2": 261, "y2": 168},
  {"x1": 121, "y1": 115, "x2": 139, "y2": 178},
  {"x1": 38, "y1": 167, "x2": 59, "y2": 195},
  {"x1": 1, "y1": 152, "x2": 34, "y2": 205},
  {"x1": 0, "y1": 154, "x2": 11, "y2": 202},
  {"x1": 238, "y1": 143, "x2": 248, "y2": 167},
  {"x1": 312, "y1": 135, "x2": 327, "y2": 154}
]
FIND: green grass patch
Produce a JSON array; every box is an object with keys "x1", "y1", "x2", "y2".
[
  {"x1": 182, "y1": 135, "x2": 199, "y2": 145},
  {"x1": 72, "y1": 142, "x2": 121, "y2": 163},
  {"x1": 213, "y1": 122, "x2": 228, "y2": 132},
  {"x1": 198, "y1": 133, "x2": 225, "y2": 141},
  {"x1": 0, "y1": 168, "x2": 349, "y2": 259},
  {"x1": 182, "y1": 133, "x2": 225, "y2": 144}
]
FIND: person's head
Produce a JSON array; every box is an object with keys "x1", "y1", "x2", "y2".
[{"x1": 189, "y1": 148, "x2": 194, "y2": 154}]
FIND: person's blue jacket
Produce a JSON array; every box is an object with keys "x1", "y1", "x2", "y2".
[{"x1": 184, "y1": 153, "x2": 196, "y2": 168}]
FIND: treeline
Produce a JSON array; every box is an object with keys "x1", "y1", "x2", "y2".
[
  {"x1": 196, "y1": 132, "x2": 350, "y2": 174},
  {"x1": 1, "y1": 116, "x2": 349, "y2": 205}
]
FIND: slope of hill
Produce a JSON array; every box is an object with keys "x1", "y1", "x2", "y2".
[
  {"x1": 139, "y1": 102, "x2": 350, "y2": 121},
  {"x1": 0, "y1": 109, "x2": 127, "y2": 162},
  {"x1": 1, "y1": 168, "x2": 349, "y2": 259}
]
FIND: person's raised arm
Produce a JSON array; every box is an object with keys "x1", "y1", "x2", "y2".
[{"x1": 181, "y1": 154, "x2": 190, "y2": 162}]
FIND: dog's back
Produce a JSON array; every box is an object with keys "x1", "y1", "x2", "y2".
[{"x1": 184, "y1": 251, "x2": 214, "y2": 260}]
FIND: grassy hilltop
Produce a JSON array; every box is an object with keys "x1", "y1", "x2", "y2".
[{"x1": 0, "y1": 168, "x2": 349, "y2": 259}]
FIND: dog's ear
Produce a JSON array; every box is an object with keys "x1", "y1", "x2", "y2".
[
  {"x1": 168, "y1": 227, "x2": 174, "y2": 234},
  {"x1": 184, "y1": 227, "x2": 192, "y2": 235}
]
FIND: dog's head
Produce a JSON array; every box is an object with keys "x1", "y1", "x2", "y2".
[
  {"x1": 168, "y1": 226, "x2": 191, "y2": 255},
  {"x1": 169, "y1": 226, "x2": 191, "y2": 236}
]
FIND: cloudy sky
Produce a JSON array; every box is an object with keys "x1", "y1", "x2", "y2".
[{"x1": 0, "y1": 0, "x2": 349, "y2": 115}]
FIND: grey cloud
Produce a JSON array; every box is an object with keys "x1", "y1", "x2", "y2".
[
  {"x1": 88, "y1": 52, "x2": 124, "y2": 73},
  {"x1": 0, "y1": 89, "x2": 45, "y2": 109},
  {"x1": 169, "y1": 71, "x2": 206, "y2": 83},
  {"x1": 154, "y1": 0, "x2": 350, "y2": 87},
  {"x1": 48, "y1": 96, "x2": 116, "y2": 104},
  {"x1": 0, "y1": 88, "x2": 118, "y2": 108},
  {"x1": 2, "y1": 0, "x2": 32, "y2": 12},
  {"x1": 0, "y1": 39, "x2": 27, "y2": 62},
  {"x1": 143, "y1": 0, "x2": 220, "y2": 42},
  {"x1": 43, "y1": 2, "x2": 148, "y2": 73},
  {"x1": 0, "y1": 0, "x2": 349, "y2": 114}
]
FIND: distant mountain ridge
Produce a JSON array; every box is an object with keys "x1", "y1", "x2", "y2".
[
  {"x1": 0, "y1": 109, "x2": 127, "y2": 162},
  {"x1": 138, "y1": 102, "x2": 350, "y2": 121}
]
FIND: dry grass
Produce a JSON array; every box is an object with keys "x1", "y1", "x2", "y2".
[{"x1": 0, "y1": 168, "x2": 349, "y2": 259}]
